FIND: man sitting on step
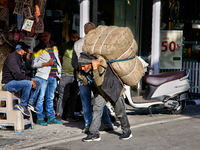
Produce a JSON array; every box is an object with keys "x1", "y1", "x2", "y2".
[{"x1": 1, "y1": 42, "x2": 41, "y2": 116}]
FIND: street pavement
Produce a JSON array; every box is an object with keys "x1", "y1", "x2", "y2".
[{"x1": 0, "y1": 101, "x2": 200, "y2": 150}]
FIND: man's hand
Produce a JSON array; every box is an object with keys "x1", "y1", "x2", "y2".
[
  {"x1": 26, "y1": 50, "x2": 31, "y2": 59},
  {"x1": 92, "y1": 59, "x2": 101, "y2": 70},
  {"x1": 31, "y1": 80, "x2": 36, "y2": 89},
  {"x1": 47, "y1": 58, "x2": 55, "y2": 66},
  {"x1": 42, "y1": 58, "x2": 55, "y2": 67}
]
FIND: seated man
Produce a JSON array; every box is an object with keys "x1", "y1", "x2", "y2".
[
  {"x1": 1, "y1": 42, "x2": 41, "y2": 116},
  {"x1": 78, "y1": 52, "x2": 132, "y2": 142}
]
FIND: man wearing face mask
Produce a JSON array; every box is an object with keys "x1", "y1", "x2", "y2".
[{"x1": 1, "y1": 42, "x2": 41, "y2": 116}]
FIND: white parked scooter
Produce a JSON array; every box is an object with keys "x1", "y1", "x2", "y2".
[{"x1": 123, "y1": 68, "x2": 191, "y2": 116}]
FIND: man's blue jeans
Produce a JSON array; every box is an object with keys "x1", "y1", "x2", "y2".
[
  {"x1": 78, "y1": 81, "x2": 111, "y2": 128},
  {"x1": 29, "y1": 78, "x2": 42, "y2": 105},
  {"x1": 3, "y1": 79, "x2": 41, "y2": 106},
  {"x1": 35, "y1": 76, "x2": 57, "y2": 120}
]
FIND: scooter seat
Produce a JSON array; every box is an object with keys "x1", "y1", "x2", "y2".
[{"x1": 144, "y1": 71, "x2": 186, "y2": 87}]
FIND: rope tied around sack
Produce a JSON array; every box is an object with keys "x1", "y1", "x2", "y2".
[
  {"x1": 107, "y1": 56, "x2": 138, "y2": 79},
  {"x1": 107, "y1": 55, "x2": 136, "y2": 63}
]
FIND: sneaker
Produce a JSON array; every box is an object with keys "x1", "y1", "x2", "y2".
[
  {"x1": 66, "y1": 115, "x2": 79, "y2": 122},
  {"x1": 55, "y1": 114, "x2": 62, "y2": 121},
  {"x1": 104, "y1": 123, "x2": 117, "y2": 131},
  {"x1": 37, "y1": 119, "x2": 47, "y2": 126},
  {"x1": 82, "y1": 127, "x2": 90, "y2": 134},
  {"x1": 47, "y1": 118, "x2": 63, "y2": 124},
  {"x1": 27, "y1": 104, "x2": 39, "y2": 113},
  {"x1": 17, "y1": 104, "x2": 30, "y2": 116},
  {"x1": 119, "y1": 131, "x2": 132, "y2": 140},
  {"x1": 82, "y1": 133, "x2": 101, "y2": 142}
]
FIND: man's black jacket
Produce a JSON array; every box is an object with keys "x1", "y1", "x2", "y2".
[{"x1": 1, "y1": 51, "x2": 32, "y2": 84}]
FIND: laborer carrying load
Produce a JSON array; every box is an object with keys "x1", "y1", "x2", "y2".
[{"x1": 78, "y1": 51, "x2": 132, "y2": 142}]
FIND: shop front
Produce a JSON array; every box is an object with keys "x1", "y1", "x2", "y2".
[
  {"x1": 0, "y1": 0, "x2": 82, "y2": 90},
  {"x1": 160, "y1": 0, "x2": 200, "y2": 65},
  {"x1": 0, "y1": 0, "x2": 154, "y2": 90},
  {"x1": 0, "y1": 0, "x2": 50, "y2": 90}
]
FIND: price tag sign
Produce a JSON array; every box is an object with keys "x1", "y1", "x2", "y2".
[{"x1": 160, "y1": 30, "x2": 183, "y2": 69}]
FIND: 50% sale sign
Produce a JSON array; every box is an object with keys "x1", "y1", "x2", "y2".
[{"x1": 160, "y1": 30, "x2": 183, "y2": 69}]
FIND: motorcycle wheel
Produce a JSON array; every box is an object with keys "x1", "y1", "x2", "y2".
[{"x1": 165, "y1": 100, "x2": 185, "y2": 114}]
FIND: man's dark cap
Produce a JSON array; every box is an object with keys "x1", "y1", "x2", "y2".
[
  {"x1": 15, "y1": 41, "x2": 31, "y2": 52},
  {"x1": 78, "y1": 52, "x2": 97, "y2": 65}
]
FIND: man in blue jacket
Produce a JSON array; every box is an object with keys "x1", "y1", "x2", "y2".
[{"x1": 2, "y1": 41, "x2": 41, "y2": 116}]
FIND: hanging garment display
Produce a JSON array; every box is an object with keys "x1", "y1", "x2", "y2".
[
  {"x1": 33, "y1": 17, "x2": 44, "y2": 33},
  {"x1": 35, "y1": 4, "x2": 40, "y2": 23},
  {"x1": 0, "y1": 0, "x2": 7, "y2": 8},
  {"x1": 15, "y1": 0, "x2": 25, "y2": 2},
  {"x1": 37, "y1": 0, "x2": 47, "y2": 19},
  {"x1": 23, "y1": 6, "x2": 33, "y2": 19},
  {"x1": 24, "y1": 0, "x2": 32, "y2": 6},
  {"x1": 22, "y1": 19, "x2": 34, "y2": 32},
  {"x1": 8, "y1": 31, "x2": 14, "y2": 40},
  {"x1": 20, "y1": 30, "x2": 26, "y2": 40},
  {"x1": 0, "y1": 8, "x2": 7, "y2": 21},
  {"x1": 30, "y1": 25, "x2": 35, "y2": 34},
  {"x1": 13, "y1": 30, "x2": 20, "y2": 41},
  {"x1": 13, "y1": 2, "x2": 24, "y2": 15}
]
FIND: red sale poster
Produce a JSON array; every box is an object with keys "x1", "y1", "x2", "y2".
[{"x1": 160, "y1": 30, "x2": 183, "y2": 69}]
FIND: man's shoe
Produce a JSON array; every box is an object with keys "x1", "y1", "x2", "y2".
[
  {"x1": 119, "y1": 131, "x2": 132, "y2": 140},
  {"x1": 37, "y1": 119, "x2": 47, "y2": 126},
  {"x1": 17, "y1": 104, "x2": 30, "y2": 116},
  {"x1": 66, "y1": 115, "x2": 79, "y2": 122},
  {"x1": 27, "y1": 104, "x2": 39, "y2": 113},
  {"x1": 82, "y1": 127, "x2": 90, "y2": 134},
  {"x1": 104, "y1": 123, "x2": 117, "y2": 131},
  {"x1": 55, "y1": 114, "x2": 62, "y2": 121},
  {"x1": 47, "y1": 118, "x2": 63, "y2": 124},
  {"x1": 82, "y1": 133, "x2": 101, "y2": 142}
]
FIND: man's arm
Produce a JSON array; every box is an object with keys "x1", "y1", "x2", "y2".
[
  {"x1": 32, "y1": 51, "x2": 54, "y2": 68},
  {"x1": 24, "y1": 50, "x2": 32, "y2": 71},
  {"x1": 92, "y1": 59, "x2": 105, "y2": 86},
  {"x1": 71, "y1": 49, "x2": 79, "y2": 71},
  {"x1": 7, "y1": 55, "x2": 31, "y2": 81},
  {"x1": 72, "y1": 38, "x2": 85, "y2": 71}
]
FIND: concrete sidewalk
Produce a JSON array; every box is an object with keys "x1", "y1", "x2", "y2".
[
  {"x1": 0, "y1": 97, "x2": 199, "y2": 150},
  {"x1": 0, "y1": 114, "x2": 86, "y2": 150}
]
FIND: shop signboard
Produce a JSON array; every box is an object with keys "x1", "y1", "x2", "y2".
[{"x1": 160, "y1": 30, "x2": 183, "y2": 69}]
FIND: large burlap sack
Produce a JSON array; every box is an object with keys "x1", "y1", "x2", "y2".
[
  {"x1": 83, "y1": 25, "x2": 143, "y2": 86},
  {"x1": 83, "y1": 25, "x2": 137, "y2": 60},
  {"x1": 110, "y1": 56, "x2": 144, "y2": 86}
]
